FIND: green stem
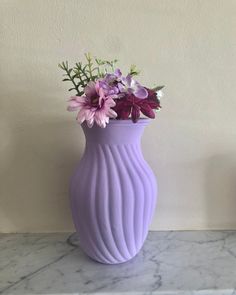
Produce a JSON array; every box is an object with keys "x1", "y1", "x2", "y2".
[
  {"x1": 88, "y1": 60, "x2": 93, "y2": 79},
  {"x1": 75, "y1": 68, "x2": 85, "y2": 88},
  {"x1": 65, "y1": 68, "x2": 80, "y2": 95}
]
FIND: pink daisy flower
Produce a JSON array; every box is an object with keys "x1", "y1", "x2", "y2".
[{"x1": 67, "y1": 81, "x2": 117, "y2": 128}]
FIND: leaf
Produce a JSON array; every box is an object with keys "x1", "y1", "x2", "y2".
[
  {"x1": 129, "y1": 64, "x2": 140, "y2": 76},
  {"x1": 152, "y1": 85, "x2": 165, "y2": 91},
  {"x1": 61, "y1": 61, "x2": 68, "y2": 69},
  {"x1": 82, "y1": 65, "x2": 88, "y2": 72},
  {"x1": 58, "y1": 63, "x2": 64, "y2": 70},
  {"x1": 95, "y1": 58, "x2": 102, "y2": 65},
  {"x1": 75, "y1": 62, "x2": 82, "y2": 69},
  {"x1": 85, "y1": 52, "x2": 92, "y2": 62},
  {"x1": 72, "y1": 73, "x2": 78, "y2": 79}
]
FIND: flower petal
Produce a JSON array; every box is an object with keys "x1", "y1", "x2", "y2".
[
  {"x1": 84, "y1": 109, "x2": 95, "y2": 121},
  {"x1": 86, "y1": 117, "x2": 94, "y2": 128},
  {"x1": 120, "y1": 106, "x2": 132, "y2": 119},
  {"x1": 105, "y1": 97, "x2": 116, "y2": 107},
  {"x1": 67, "y1": 98, "x2": 81, "y2": 111},
  {"x1": 76, "y1": 109, "x2": 86, "y2": 124},
  {"x1": 94, "y1": 111, "x2": 107, "y2": 128},
  {"x1": 140, "y1": 104, "x2": 156, "y2": 118},
  {"x1": 131, "y1": 105, "x2": 140, "y2": 123},
  {"x1": 118, "y1": 82, "x2": 126, "y2": 93},
  {"x1": 114, "y1": 68, "x2": 122, "y2": 78},
  {"x1": 107, "y1": 108, "x2": 117, "y2": 118},
  {"x1": 84, "y1": 81, "x2": 97, "y2": 97},
  {"x1": 134, "y1": 86, "x2": 148, "y2": 99},
  {"x1": 67, "y1": 105, "x2": 79, "y2": 112},
  {"x1": 125, "y1": 75, "x2": 132, "y2": 86}
]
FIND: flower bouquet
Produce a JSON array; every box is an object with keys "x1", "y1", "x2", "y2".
[
  {"x1": 59, "y1": 53, "x2": 164, "y2": 128},
  {"x1": 59, "y1": 54, "x2": 163, "y2": 264}
]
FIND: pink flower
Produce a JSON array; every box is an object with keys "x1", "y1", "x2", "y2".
[{"x1": 67, "y1": 81, "x2": 117, "y2": 128}]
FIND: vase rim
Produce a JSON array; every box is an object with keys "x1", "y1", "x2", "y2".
[
  {"x1": 82, "y1": 118, "x2": 150, "y2": 144},
  {"x1": 108, "y1": 118, "x2": 151, "y2": 126}
]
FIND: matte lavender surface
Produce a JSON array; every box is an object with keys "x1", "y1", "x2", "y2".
[{"x1": 70, "y1": 119, "x2": 157, "y2": 264}]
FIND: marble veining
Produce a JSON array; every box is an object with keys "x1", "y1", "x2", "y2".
[{"x1": 0, "y1": 231, "x2": 236, "y2": 294}]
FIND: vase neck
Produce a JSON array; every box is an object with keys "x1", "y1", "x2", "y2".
[{"x1": 82, "y1": 119, "x2": 150, "y2": 145}]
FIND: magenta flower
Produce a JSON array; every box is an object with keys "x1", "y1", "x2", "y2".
[
  {"x1": 68, "y1": 81, "x2": 117, "y2": 128},
  {"x1": 113, "y1": 92, "x2": 161, "y2": 123}
]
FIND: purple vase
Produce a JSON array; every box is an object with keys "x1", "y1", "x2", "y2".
[{"x1": 70, "y1": 119, "x2": 157, "y2": 264}]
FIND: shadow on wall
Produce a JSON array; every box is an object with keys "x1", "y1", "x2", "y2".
[{"x1": 205, "y1": 153, "x2": 236, "y2": 229}]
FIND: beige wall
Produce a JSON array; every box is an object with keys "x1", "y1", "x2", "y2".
[{"x1": 1, "y1": 0, "x2": 236, "y2": 233}]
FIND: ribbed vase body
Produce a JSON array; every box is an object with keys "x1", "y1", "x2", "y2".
[{"x1": 70, "y1": 119, "x2": 157, "y2": 264}]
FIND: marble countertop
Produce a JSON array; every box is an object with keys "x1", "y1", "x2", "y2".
[{"x1": 1, "y1": 231, "x2": 236, "y2": 295}]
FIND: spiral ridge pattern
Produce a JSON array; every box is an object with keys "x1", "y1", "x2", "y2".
[{"x1": 70, "y1": 121, "x2": 157, "y2": 264}]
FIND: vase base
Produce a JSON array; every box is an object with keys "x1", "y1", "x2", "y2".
[
  {"x1": 67, "y1": 233, "x2": 142, "y2": 265},
  {"x1": 86, "y1": 252, "x2": 139, "y2": 265}
]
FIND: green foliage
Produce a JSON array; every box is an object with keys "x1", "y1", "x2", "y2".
[
  {"x1": 152, "y1": 85, "x2": 165, "y2": 91},
  {"x1": 59, "y1": 53, "x2": 119, "y2": 96},
  {"x1": 58, "y1": 61, "x2": 82, "y2": 95},
  {"x1": 128, "y1": 64, "x2": 140, "y2": 76},
  {"x1": 94, "y1": 58, "x2": 118, "y2": 75}
]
